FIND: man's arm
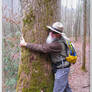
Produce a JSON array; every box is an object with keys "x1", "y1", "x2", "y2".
[
  {"x1": 20, "y1": 36, "x2": 62, "y2": 53},
  {"x1": 26, "y1": 42, "x2": 62, "y2": 53}
]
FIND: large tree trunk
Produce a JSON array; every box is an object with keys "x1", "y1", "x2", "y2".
[
  {"x1": 82, "y1": 0, "x2": 87, "y2": 71},
  {"x1": 16, "y1": 0, "x2": 61, "y2": 92}
]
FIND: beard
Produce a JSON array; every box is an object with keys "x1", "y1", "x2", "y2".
[{"x1": 46, "y1": 32, "x2": 55, "y2": 44}]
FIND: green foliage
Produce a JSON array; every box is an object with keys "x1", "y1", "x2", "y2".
[{"x1": 3, "y1": 21, "x2": 21, "y2": 92}]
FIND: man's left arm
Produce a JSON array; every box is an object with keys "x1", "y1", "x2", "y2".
[{"x1": 25, "y1": 42, "x2": 62, "y2": 54}]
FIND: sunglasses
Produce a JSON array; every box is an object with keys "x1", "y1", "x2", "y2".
[
  {"x1": 47, "y1": 29, "x2": 58, "y2": 34},
  {"x1": 52, "y1": 31, "x2": 58, "y2": 34}
]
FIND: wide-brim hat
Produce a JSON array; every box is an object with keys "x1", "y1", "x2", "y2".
[{"x1": 46, "y1": 22, "x2": 64, "y2": 34}]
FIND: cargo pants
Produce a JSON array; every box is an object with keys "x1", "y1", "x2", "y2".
[{"x1": 53, "y1": 67, "x2": 72, "y2": 92}]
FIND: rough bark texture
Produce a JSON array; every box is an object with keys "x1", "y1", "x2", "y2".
[
  {"x1": 82, "y1": 0, "x2": 87, "y2": 71},
  {"x1": 16, "y1": 0, "x2": 61, "y2": 92}
]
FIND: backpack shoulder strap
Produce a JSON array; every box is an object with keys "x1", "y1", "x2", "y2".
[
  {"x1": 62, "y1": 37, "x2": 69, "y2": 56},
  {"x1": 62, "y1": 37, "x2": 76, "y2": 56}
]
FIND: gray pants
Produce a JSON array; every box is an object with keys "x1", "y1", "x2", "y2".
[{"x1": 53, "y1": 68, "x2": 72, "y2": 92}]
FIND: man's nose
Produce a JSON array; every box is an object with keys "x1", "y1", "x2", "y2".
[{"x1": 49, "y1": 32, "x2": 53, "y2": 35}]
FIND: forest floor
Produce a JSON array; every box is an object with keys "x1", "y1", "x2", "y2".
[{"x1": 69, "y1": 38, "x2": 90, "y2": 92}]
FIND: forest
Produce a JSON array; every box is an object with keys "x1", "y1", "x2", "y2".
[{"x1": 2, "y1": 0, "x2": 90, "y2": 92}]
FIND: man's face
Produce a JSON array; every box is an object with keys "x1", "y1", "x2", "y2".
[
  {"x1": 46, "y1": 31, "x2": 61, "y2": 44},
  {"x1": 47, "y1": 29, "x2": 60, "y2": 37},
  {"x1": 46, "y1": 32, "x2": 55, "y2": 44},
  {"x1": 50, "y1": 31, "x2": 61, "y2": 38}
]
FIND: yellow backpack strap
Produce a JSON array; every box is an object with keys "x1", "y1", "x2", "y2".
[
  {"x1": 66, "y1": 40, "x2": 71, "y2": 56},
  {"x1": 66, "y1": 40, "x2": 74, "y2": 56}
]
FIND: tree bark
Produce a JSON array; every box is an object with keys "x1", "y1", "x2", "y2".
[
  {"x1": 82, "y1": 0, "x2": 87, "y2": 71},
  {"x1": 16, "y1": 0, "x2": 61, "y2": 92},
  {"x1": 10, "y1": 0, "x2": 14, "y2": 33}
]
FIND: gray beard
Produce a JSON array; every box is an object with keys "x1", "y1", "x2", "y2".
[{"x1": 46, "y1": 33, "x2": 55, "y2": 44}]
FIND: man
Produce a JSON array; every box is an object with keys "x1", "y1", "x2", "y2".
[{"x1": 20, "y1": 22, "x2": 72, "y2": 92}]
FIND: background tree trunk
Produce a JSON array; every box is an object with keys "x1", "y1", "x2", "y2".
[
  {"x1": 16, "y1": 0, "x2": 61, "y2": 92},
  {"x1": 82, "y1": 0, "x2": 87, "y2": 71},
  {"x1": 10, "y1": 0, "x2": 14, "y2": 33}
]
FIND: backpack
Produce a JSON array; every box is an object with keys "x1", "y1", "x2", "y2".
[{"x1": 63, "y1": 38, "x2": 77, "y2": 64}]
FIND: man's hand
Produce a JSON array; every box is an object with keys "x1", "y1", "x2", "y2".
[{"x1": 20, "y1": 36, "x2": 27, "y2": 47}]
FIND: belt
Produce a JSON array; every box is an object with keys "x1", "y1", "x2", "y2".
[
  {"x1": 53, "y1": 60, "x2": 71, "y2": 69},
  {"x1": 56, "y1": 63, "x2": 71, "y2": 69}
]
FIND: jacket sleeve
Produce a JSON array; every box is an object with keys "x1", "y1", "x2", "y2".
[{"x1": 26, "y1": 42, "x2": 62, "y2": 53}]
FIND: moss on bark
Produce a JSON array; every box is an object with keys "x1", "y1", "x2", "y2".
[{"x1": 16, "y1": 0, "x2": 60, "y2": 92}]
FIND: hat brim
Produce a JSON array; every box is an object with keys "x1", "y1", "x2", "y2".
[{"x1": 46, "y1": 26, "x2": 62, "y2": 34}]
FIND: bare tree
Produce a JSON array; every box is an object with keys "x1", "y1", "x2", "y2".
[
  {"x1": 10, "y1": 0, "x2": 14, "y2": 33},
  {"x1": 82, "y1": 0, "x2": 87, "y2": 71}
]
